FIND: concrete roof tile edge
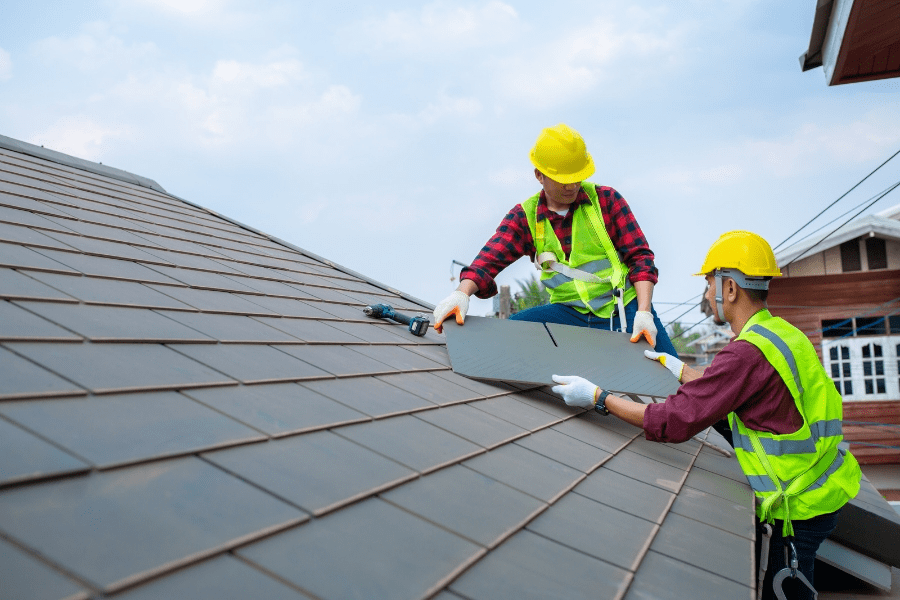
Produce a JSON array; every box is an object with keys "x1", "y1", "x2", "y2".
[{"x1": 0, "y1": 135, "x2": 167, "y2": 195}]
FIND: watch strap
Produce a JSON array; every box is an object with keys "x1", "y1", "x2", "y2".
[{"x1": 594, "y1": 389, "x2": 611, "y2": 416}]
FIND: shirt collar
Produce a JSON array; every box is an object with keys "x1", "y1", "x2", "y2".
[{"x1": 536, "y1": 187, "x2": 591, "y2": 221}]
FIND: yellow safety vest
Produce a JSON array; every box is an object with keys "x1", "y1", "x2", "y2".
[
  {"x1": 523, "y1": 182, "x2": 636, "y2": 319},
  {"x1": 730, "y1": 310, "x2": 861, "y2": 536}
]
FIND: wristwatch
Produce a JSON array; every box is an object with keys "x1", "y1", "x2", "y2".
[{"x1": 594, "y1": 389, "x2": 611, "y2": 416}]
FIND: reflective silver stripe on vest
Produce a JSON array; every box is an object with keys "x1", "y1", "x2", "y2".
[
  {"x1": 744, "y1": 448, "x2": 846, "y2": 495},
  {"x1": 541, "y1": 259, "x2": 613, "y2": 290},
  {"x1": 747, "y1": 324, "x2": 805, "y2": 396},
  {"x1": 731, "y1": 419, "x2": 843, "y2": 456},
  {"x1": 805, "y1": 448, "x2": 846, "y2": 493}
]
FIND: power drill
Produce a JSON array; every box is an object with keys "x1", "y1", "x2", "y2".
[{"x1": 363, "y1": 303, "x2": 430, "y2": 337}]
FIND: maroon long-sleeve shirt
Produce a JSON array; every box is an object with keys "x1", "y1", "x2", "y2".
[{"x1": 643, "y1": 339, "x2": 805, "y2": 443}]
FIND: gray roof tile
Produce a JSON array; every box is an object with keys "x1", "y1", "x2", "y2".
[
  {"x1": 0, "y1": 536, "x2": 90, "y2": 600},
  {"x1": 145, "y1": 285, "x2": 281, "y2": 315},
  {"x1": 463, "y1": 443, "x2": 583, "y2": 502},
  {"x1": 414, "y1": 402, "x2": 529, "y2": 448},
  {"x1": 383, "y1": 464, "x2": 545, "y2": 547},
  {"x1": 669, "y1": 486, "x2": 756, "y2": 539},
  {"x1": 113, "y1": 554, "x2": 306, "y2": 600},
  {"x1": 348, "y1": 344, "x2": 445, "y2": 370},
  {"x1": 7, "y1": 342, "x2": 236, "y2": 394},
  {"x1": 139, "y1": 264, "x2": 264, "y2": 293},
  {"x1": 0, "y1": 240, "x2": 79, "y2": 273},
  {"x1": 31, "y1": 248, "x2": 183, "y2": 283},
  {"x1": 254, "y1": 318, "x2": 365, "y2": 343},
  {"x1": 0, "y1": 267, "x2": 78, "y2": 301},
  {"x1": 170, "y1": 344, "x2": 330, "y2": 384},
  {"x1": 0, "y1": 345, "x2": 86, "y2": 400},
  {"x1": 230, "y1": 293, "x2": 338, "y2": 318},
  {"x1": 624, "y1": 550, "x2": 752, "y2": 600},
  {"x1": 374, "y1": 371, "x2": 477, "y2": 405},
  {"x1": 0, "y1": 221, "x2": 80, "y2": 250},
  {"x1": 650, "y1": 512, "x2": 753, "y2": 587},
  {"x1": 527, "y1": 490, "x2": 657, "y2": 571},
  {"x1": 467, "y1": 395, "x2": 563, "y2": 431},
  {"x1": 0, "y1": 299, "x2": 82, "y2": 341},
  {"x1": 202, "y1": 431, "x2": 415, "y2": 515},
  {"x1": 450, "y1": 529, "x2": 629, "y2": 600},
  {"x1": 276, "y1": 344, "x2": 400, "y2": 376},
  {"x1": 37, "y1": 230, "x2": 170, "y2": 263},
  {"x1": 514, "y1": 427, "x2": 611, "y2": 472},
  {"x1": 238, "y1": 498, "x2": 481, "y2": 600},
  {"x1": 15, "y1": 302, "x2": 214, "y2": 342},
  {"x1": 0, "y1": 416, "x2": 90, "y2": 486},
  {"x1": 0, "y1": 391, "x2": 264, "y2": 469},
  {"x1": 322, "y1": 320, "x2": 413, "y2": 344},
  {"x1": 0, "y1": 456, "x2": 305, "y2": 593},
  {"x1": 301, "y1": 376, "x2": 435, "y2": 417},
  {"x1": 182, "y1": 382, "x2": 369, "y2": 436},
  {"x1": 573, "y1": 467, "x2": 675, "y2": 524},
  {"x1": 604, "y1": 448, "x2": 686, "y2": 493},
  {"x1": 335, "y1": 415, "x2": 483, "y2": 473},
  {"x1": 155, "y1": 311, "x2": 300, "y2": 343},
  {"x1": 22, "y1": 272, "x2": 193, "y2": 309}
]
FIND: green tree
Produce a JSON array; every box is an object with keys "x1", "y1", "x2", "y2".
[
  {"x1": 669, "y1": 321, "x2": 701, "y2": 355},
  {"x1": 513, "y1": 274, "x2": 550, "y2": 312}
]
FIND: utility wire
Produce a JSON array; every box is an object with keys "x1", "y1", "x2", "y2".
[
  {"x1": 773, "y1": 145, "x2": 900, "y2": 251},
  {"x1": 783, "y1": 178, "x2": 900, "y2": 270}
]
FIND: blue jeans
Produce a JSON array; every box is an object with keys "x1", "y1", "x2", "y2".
[
  {"x1": 510, "y1": 300, "x2": 679, "y2": 357},
  {"x1": 756, "y1": 511, "x2": 840, "y2": 600}
]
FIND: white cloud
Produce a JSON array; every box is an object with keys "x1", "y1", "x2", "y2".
[
  {"x1": 493, "y1": 6, "x2": 688, "y2": 109},
  {"x1": 211, "y1": 58, "x2": 304, "y2": 88},
  {"x1": 32, "y1": 22, "x2": 158, "y2": 72},
  {"x1": 28, "y1": 116, "x2": 126, "y2": 162},
  {"x1": 489, "y1": 167, "x2": 534, "y2": 187},
  {"x1": 418, "y1": 94, "x2": 481, "y2": 125},
  {"x1": 0, "y1": 48, "x2": 11, "y2": 81},
  {"x1": 339, "y1": 1, "x2": 521, "y2": 55},
  {"x1": 117, "y1": 0, "x2": 226, "y2": 17}
]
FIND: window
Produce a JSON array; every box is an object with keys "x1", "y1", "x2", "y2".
[
  {"x1": 822, "y1": 318, "x2": 853, "y2": 338},
  {"x1": 866, "y1": 237, "x2": 887, "y2": 270},
  {"x1": 829, "y1": 345, "x2": 853, "y2": 395},
  {"x1": 823, "y1": 337, "x2": 899, "y2": 401},
  {"x1": 861, "y1": 343, "x2": 886, "y2": 394},
  {"x1": 840, "y1": 240, "x2": 861, "y2": 272},
  {"x1": 890, "y1": 315, "x2": 900, "y2": 334},
  {"x1": 856, "y1": 316, "x2": 887, "y2": 336}
]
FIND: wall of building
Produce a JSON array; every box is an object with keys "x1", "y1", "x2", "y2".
[{"x1": 782, "y1": 237, "x2": 900, "y2": 277}]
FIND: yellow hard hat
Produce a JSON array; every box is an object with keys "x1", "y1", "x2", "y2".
[
  {"x1": 529, "y1": 123, "x2": 595, "y2": 184},
  {"x1": 695, "y1": 230, "x2": 782, "y2": 277}
]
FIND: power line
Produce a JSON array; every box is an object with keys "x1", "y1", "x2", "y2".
[
  {"x1": 783, "y1": 178, "x2": 900, "y2": 270},
  {"x1": 773, "y1": 145, "x2": 900, "y2": 252}
]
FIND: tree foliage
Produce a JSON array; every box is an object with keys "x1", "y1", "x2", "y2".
[
  {"x1": 668, "y1": 321, "x2": 702, "y2": 355},
  {"x1": 513, "y1": 274, "x2": 550, "y2": 312}
]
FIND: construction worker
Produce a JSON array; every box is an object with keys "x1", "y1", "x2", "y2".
[
  {"x1": 550, "y1": 230, "x2": 861, "y2": 600},
  {"x1": 433, "y1": 123, "x2": 678, "y2": 355}
]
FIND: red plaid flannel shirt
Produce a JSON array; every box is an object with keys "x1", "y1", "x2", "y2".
[{"x1": 460, "y1": 185, "x2": 658, "y2": 298}]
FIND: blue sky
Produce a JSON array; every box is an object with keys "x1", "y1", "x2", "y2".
[{"x1": 1, "y1": 0, "x2": 899, "y2": 325}]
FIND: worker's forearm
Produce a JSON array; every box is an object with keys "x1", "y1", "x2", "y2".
[
  {"x1": 596, "y1": 389, "x2": 647, "y2": 428},
  {"x1": 633, "y1": 280, "x2": 653, "y2": 312},
  {"x1": 456, "y1": 279, "x2": 478, "y2": 296}
]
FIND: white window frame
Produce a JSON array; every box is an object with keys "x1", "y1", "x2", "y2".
[{"x1": 821, "y1": 335, "x2": 900, "y2": 401}]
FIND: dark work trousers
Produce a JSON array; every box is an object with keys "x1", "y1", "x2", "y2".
[
  {"x1": 509, "y1": 299, "x2": 680, "y2": 357},
  {"x1": 756, "y1": 511, "x2": 840, "y2": 600}
]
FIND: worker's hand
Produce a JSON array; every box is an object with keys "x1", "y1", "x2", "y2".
[
  {"x1": 630, "y1": 311, "x2": 657, "y2": 346},
  {"x1": 644, "y1": 350, "x2": 685, "y2": 382},
  {"x1": 551, "y1": 375, "x2": 599, "y2": 409},
  {"x1": 433, "y1": 290, "x2": 470, "y2": 333}
]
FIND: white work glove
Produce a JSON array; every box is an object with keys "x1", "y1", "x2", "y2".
[
  {"x1": 644, "y1": 350, "x2": 685, "y2": 382},
  {"x1": 433, "y1": 290, "x2": 470, "y2": 333},
  {"x1": 630, "y1": 310, "x2": 657, "y2": 346},
  {"x1": 551, "y1": 375, "x2": 599, "y2": 409}
]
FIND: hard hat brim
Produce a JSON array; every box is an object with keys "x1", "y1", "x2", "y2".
[{"x1": 529, "y1": 152, "x2": 596, "y2": 185}]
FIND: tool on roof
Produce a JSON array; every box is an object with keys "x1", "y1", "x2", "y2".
[{"x1": 363, "y1": 303, "x2": 430, "y2": 337}]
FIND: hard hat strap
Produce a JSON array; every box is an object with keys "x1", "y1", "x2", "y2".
[{"x1": 714, "y1": 271, "x2": 728, "y2": 323}]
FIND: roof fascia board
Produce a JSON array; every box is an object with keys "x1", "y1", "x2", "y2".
[
  {"x1": 821, "y1": 0, "x2": 856, "y2": 85},
  {"x1": 0, "y1": 134, "x2": 168, "y2": 194},
  {"x1": 167, "y1": 192, "x2": 436, "y2": 310},
  {"x1": 801, "y1": 0, "x2": 836, "y2": 71}
]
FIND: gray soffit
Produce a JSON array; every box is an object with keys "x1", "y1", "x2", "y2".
[
  {"x1": 0, "y1": 135, "x2": 893, "y2": 599},
  {"x1": 442, "y1": 316, "x2": 680, "y2": 397}
]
